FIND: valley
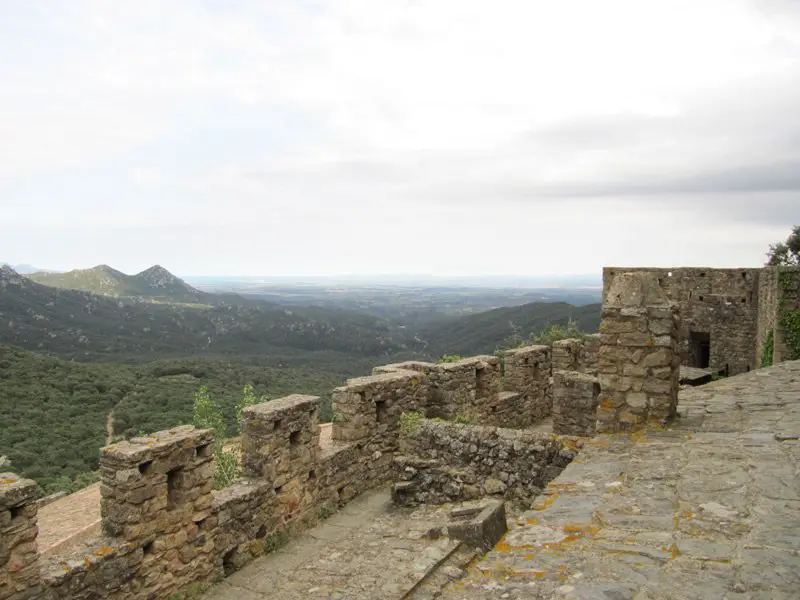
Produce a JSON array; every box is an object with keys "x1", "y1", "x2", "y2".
[{"x1": 0, "y1": 263, "x2": 601, "y2": 496}]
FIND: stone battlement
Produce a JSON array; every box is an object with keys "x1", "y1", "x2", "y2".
[
  {"x1": 0, "y1": 338, "x2": 587, "y2": 600},
  {"x1": 2, "y1": 265, "x2": 798, "y2": 599}
]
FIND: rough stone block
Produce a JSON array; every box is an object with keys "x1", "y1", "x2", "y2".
[
  {"x1": 552, "y1": 371, "x2": 600, "y2": 437},
  {"x1": 242, "y1": 395, "x2": 320, "y2": 481},
  {"x1": 436, "y1": 499, "x2": 508, "y2": 550},
  {"x1": 598, "y1": 272, "x2": 680, "y2": 432},
  {"x1": 99, "y1": 426, "x2": 215, "y2": 544},
  {"x1": 0, "y1": 473, "x2": 40, "y2": 600},
  {"x1": 501, "y1": 345, "x2": 551, "y2": 425}
]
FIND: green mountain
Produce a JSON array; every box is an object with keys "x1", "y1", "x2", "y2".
[
  {"x1": 0, "y1": 343, "x2": 380, "y2": 495},
  {"x1": 421, "y1": 301, "x2": 602, "y2": 357},
  {"x1": 27, "y1": 264, "x2": 207, "y2": 304},
  {"x1": 0, "y1": 266, "x2": 418, "y2": 361}
]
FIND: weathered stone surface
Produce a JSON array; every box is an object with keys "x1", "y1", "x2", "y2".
[
  {"x1": 439, "y1": 499, "x2": 507, "y2": 550},
  {"x1": 203, "y1": 488, "x2": 462, "y2": 600},
  {"x1": 552, "y1": 370, "x2": 600, "y2": 437},
  {"x1": 0, "y1": 474, "x2": 39, "y2": 600},
  {"x1": 597, "y1": 273, "x2": 681, "y2": 433},
  {"x1": 603, "y1": 266, "x2": 800, "y2": 376},
  {"x1": 241, "y1": 394, "x2": 320, "y2": 483},
  {"x1": 391, "y1": 419, "x2": 578, "y2": 507},
  {"x1": 432, "y1": 358, "x2": 800, "y2": 600}
]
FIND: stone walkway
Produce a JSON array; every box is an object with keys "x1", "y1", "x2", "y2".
[
  {"x1": 203, "y1": 488, "x2": 465, "y2": 600},
  {"x1": 37, "y1": 483, "x2": 101, "y2": 558},
  {"x1": 440, "y1": 360, "x2": 800, "y2": 599}
]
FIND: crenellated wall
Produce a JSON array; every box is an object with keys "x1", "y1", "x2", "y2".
[
  {"x1": 7, "y1": 265, "x2": 791, "y2": 599},
  {"x1": 0, "y1": 395, "x2": 393, "y2": 600},
  {"x1": 0, "y1": 474, "x2": 40, "y2": 600},
  {"x1": 0, "y1": 345, "x2": 566, "y2": 600}
]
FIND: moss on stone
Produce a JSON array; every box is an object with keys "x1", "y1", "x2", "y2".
[
  {"x1": 399, "y1": 411, "x2": 424, "y2": 436},
  {"x1": 778, "y1": 269, "x2": 800, "y2": 360},
  {"x1": 761, "y1": 330, "x2": 774, "y2": 368}
]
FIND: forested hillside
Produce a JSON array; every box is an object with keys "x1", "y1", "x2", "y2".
[
  {"x1": 421, "y1": 301, "x2": 602, "y2": 356},
  {"x1": 0, "y1": 266, "x2": 418, "y2": 361},
  {"x1": 0, "y1": 344, "x2": 382, "y2": 495}
]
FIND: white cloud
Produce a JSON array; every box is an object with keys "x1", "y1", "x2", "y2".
[{"x1": 0, "y1": 0, "x2": 798, "y2": 274}]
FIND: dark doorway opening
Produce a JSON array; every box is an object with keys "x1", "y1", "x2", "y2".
[{"x1": 689, "y1": 331, "x2": 710, "y2": 368}]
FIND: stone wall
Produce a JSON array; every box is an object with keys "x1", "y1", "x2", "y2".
[
  {"x1": 0, "y1": 474, "x2": 40, "y2": 600},
  {"x1": 0, "y1": 342, "x2": 571, "y2": 600},
  {"x1": 552, "y1": 370, "x2": 600, "y2": 437},
  {"x1": 603, "y1": 267, "x2": 760, "y2": 374},
  {"x1": 332, "y1": 351, "x2": 548, "y2": 445},
  {"x1": 391, "y1": 419, "x2": 578, "y2": 507},
  {"x1": 0, "y1": 393, "x2": 396, "y2": 600},
  {"x1": 597, "y1": 272, "x2": 681, "y2": 432},
  {"x1": 497, "y1": 345, "x2": 552, "y2": 426},
  {"x1": 551, "y1": 334, "x2": 600, "y2": 376}
]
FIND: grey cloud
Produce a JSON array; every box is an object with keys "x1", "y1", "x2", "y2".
[{"x1": 515, "y1": 161, "x2": 800, "y2": 197}]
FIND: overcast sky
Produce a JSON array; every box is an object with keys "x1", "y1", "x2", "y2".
[{"x1": 1, "y1": 0, "x2": 798, "y2": 277}]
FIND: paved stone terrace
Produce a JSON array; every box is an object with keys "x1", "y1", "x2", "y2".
[{"x1": 441, "y1": 360, "x2": 800, "y2": 599}]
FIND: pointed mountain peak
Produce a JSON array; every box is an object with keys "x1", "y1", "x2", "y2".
[
  {"x1": 137, "y1": 265, "x2": 180, "y2": 284},
  {"x1": 88, "y1": 264, "x2": 127, "y2": 278},
  {"x1": 135, "y1": 265, "x2": 199, "y2": 295}
]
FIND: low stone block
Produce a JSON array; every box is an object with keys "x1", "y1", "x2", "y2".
[{"x1": 438, "y1": 499, "x2": 508, "y2": 551}]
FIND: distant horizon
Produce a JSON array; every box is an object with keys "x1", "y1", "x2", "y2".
[
  {"x1": 6, "y1": 260, "x2": 782, "y2": 284},
  {"x1": 3, "y1": 261, "x2": 603, "y2": 284}
]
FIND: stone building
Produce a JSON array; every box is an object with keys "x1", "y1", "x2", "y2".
[{"x1": 603, "y1": 266, "x2": 800, "y2": 375}]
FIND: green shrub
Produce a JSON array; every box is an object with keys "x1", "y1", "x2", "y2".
[
  {"x1": 263, "y1": 531, "x2": 289, "y2": 553},
  {"x1": 436, "y1": 354, "x2": 464, "y2": 364},
  {"x1": 497, "y1": 318, "x2": 585, "y2": 351},
  {"x1": 761, "y1": 330, "x2": 774, "y2": 368},
  {"x1": 399, "y1": 411, "x2": 424, "y2": 436},
  {"x1": 193, "y1": 384, "x2": 266, "y2": 489}
]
